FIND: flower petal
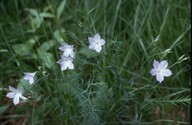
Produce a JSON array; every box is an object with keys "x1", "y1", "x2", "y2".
[
  {"x1": 94, "y1": 33, "x2": 101, "y2": 40},
  {"x1": 158, "y1": 60, "x2": 168, "y2": 69},
  {"x1": 13, "y1": 94, "x2": 20, "y2": 105},
  {"x1": 20, "y1": 95, "x2": 27, "y2": 100},
  {"x1": 153, "y1": 60, "x2": 159, "y2": 69},
  {"x1": 9, "y1": 86, "x2": 17, "y2": 92},
  {"x1": 89, "y1": 43, "x2": 96, "y2": 50},
  {"x1": 61, "y1": 63, "x2": 67, "y2": 71},
  {"x1": 68, "y1": 62, "x2": 74, "y2": 69},
  {"x1": 24, "y1": 76, "x2": 31, "y2": 81},
  {"x1": 156, "y1": 74, "x2": 164, "y2": 83},
  {"x1": 6, "y1": 92, "x2": 15, "y2": 98},
  {"x1": 63, "y1": 51, "x2": 70, "y2": 57},
  {"x1": 61, "y1": 54, "x2": 68, "y2": 59},
  {"x1": 150, "y1": 68, "x2": 156, "y2": 76},
  {"x1": 88, "y1": 37, "x2": 94, "y2": 44},
  {"x1": 29, "y1": 79, "x2": 35, "y2": 84},
  {"x1": 58, "y1": 46, "x2": 64, "y2": 51},
  {"x1": 95, "y1": 45, "x2": 102, "y2": 53},
  {"x1": 70, "y1": 52, "x2": 75, "y2": 58},
  {"x1": 57, "y1": 59, "x2": 64, "y2": 65},
  {"x1": 59, "y1": 43, "x2": 68, "y2": 51},
  {"x1": 30, "y1": 72, "x2": 36, "y2": 77},
  {"x1": 161, "y1": 69, "x2": 172, "y2": 77},
  {"x1": 99, "y1": 39, "x2": 105, "y2": 45},
  {"x1": 24, "y1": 72, "x2": 36, "y2": 79}
]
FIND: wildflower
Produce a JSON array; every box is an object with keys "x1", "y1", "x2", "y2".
[
  {"x1": 6, "y1": 86, "x2": 27, "y2": 105},
  {"x1": 150, "y1": 60, "x2": 172, "y2": 83},
  {"x1": 23, "y1": 72, "x2": 36, "y2": 84},
  {"x1": 59, "y1": 43, "x2": 75, "y2": 58},
  {"x1": 57, "y1": 55, "x2": 74, "y2": 71},
  {"x1": 88, "y1": 33, "x2": 106, "y2": 53}
]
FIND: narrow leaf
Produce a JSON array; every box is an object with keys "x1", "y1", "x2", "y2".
[
  {"x1": 37, "y1": 49, "x2": 56, "y2": 69},
  {"x1": 57, "y1": 0, "x2": 66, "y2": 19},
  {"x1": 40, "y1": 40, "x2": 56, "y2": 51},
  {"x1": 25, "y1": 8, "x2": 39, "y2": 17},
  {"x1": 40, "y1": 12, "x2": 54, "y2": 18},
  {"x1": 53, "y1": 29, "x2": 65, "y2": 44},
  {"x1": 0, "y1": 105, "x2": 9, "y2": 114}
]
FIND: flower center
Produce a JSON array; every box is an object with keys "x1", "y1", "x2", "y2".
[
  {"x1": 96, "y1": 41, "x2": 99, "y2": 45},
  {"x1": 156, "y1": 69, "x2": 161, "y2": 74}
]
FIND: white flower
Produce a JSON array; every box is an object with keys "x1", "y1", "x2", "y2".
[
  {"x1": 23, "y1": 72, "x2": 36, "y2": 84},
  {"x1": 150, "y1": 60, "x2": 173, "y2": 83},
  {"x1": 59, "y1": 43, "x2": 75, "y2": 58},
  {"x1": 6, "y1": 86, "x2": 27, "y2": 105},
  {"x1": 57, "y1": 55, "x2": 74, "y2": 71},
  {"x1": 88, "y1": 33, "x2": 106, "y2": 53}
]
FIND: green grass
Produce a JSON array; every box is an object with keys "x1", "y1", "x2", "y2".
[{"x1": 0, "y1": 0, "x2": 191, "y2": 125}]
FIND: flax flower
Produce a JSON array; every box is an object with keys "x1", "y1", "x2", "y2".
[
  {"x1": 59, "y1": 43, "x2": 75, "y2": 58},
  {"x1": 57, "y1": 55, "x2": 74, "y2": 71},
  {"x1": 88, "y1": 33, "x2": 106, "y2": 53},
  {"x1": 23, "y1": 72, "x2": 36, "y2": 84},
  {"x1": 150, "y1": 60, "x2": 172, "y2": 83},
  {"x1": 6, "y1": 86, "x2": 27, "y2": 105}
]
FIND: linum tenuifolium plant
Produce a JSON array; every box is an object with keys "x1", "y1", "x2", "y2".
[{"x1": 5, "y1": 33, "x2": 172, "y2": 105}]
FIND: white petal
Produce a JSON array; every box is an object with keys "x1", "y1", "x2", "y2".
[
  {"x1": 29, "y1": 78, "x2": 35, "y2": 84},
  {"x1": 24, "y1": 75, "x2": 35, "y2": 84},
  {"x1": 95, "y1": 45, "x2": 102, "y2": 53},
  {"x1": 68, "y1": 57, "x2": 74, "y2": 61},
  {"x1": 61, "y1": 63, "x2": 68, "y2": 71},
  {"x1": 156, "y1": 74, "x2": 164, "y2": 83},
  {"x1": 94, "y1": 33, "x2": 101, "y2": 40},
  {"x1": 88, "y1": 37, "x2": 94, "y2": 44},
  {"x1": 24, "y1": 76, "x2": 31, "y2": 81},
  {"x1": 158, "y1": 60, "x2": 168, "y2": 69},
  {"x1": 68, "y1": 45, "x2": 74, "y2": 50},
  {"x1": 68, "y1": 62, "x2": 74, "y2": 69},
  {"x1": 70, "y1": 52, "x2": 75, "y2": 58},
  {"x1": 59, "y1": 43, "x2": 68, "y2": 51},
  {"x1": 153, "y1": 60, "x2": 159, "y2": 69},
  {"x1": 6, "y1": 92, "x2": 15, "y2": 98},
  {"x1": 150, "y1": 68, "x2": 156, "y2": 76},
  {"x1": 20, "y1": 95, "x2": 27, "y2": 100},
  {"x1": 13, "y1": 94, "x2": 20, "y2": 105},
  {"x1": 24, "y1": 72, "x2": 36, "y2": 78},
  {"x1": 63, "y1": 51, "x2": 70, "y2": 57},
  {"x1": 89, "y1": 43, "x2": 96, "y2": 50},
  {"x1": 64, "y1": 49, "x2": 74, "y2": 58},
  {"x1": 59, "y1": 46, "x2": 65, "y2": 51},
  {"x1": 8, "y1": 86, "x2": 17, "y2": 92},
  {"x1": 30, "y1": 72, "x2": 36, "y2": 77},
  {"x1": 61, "y1": 54, "x2": 69, "y2": 59},
  {"x1": 99, "y1": 39, "x2": 105, "y2": 45},
  {"x1": 57, "y1": 59, "x2": 64, "y2": 64},
  {"x1": 161, "y1": 69, "x2": 172, "y2": 77}
]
